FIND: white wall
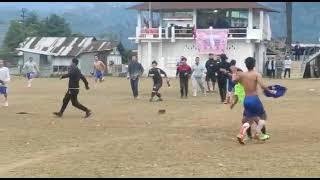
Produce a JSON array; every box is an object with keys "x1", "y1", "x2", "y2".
[
  {"x1": 52, "y1": 57, "x2": 72, "y2": 66},
  {"x1": 23, "y1": 52, "x2": 40, "y2": 66},
  {"x1": 107, "y1": 55, "x2": 122, "y2": 65},
  {"x1": 139, "y1": 39, "x2": 261, "y2": 77}
]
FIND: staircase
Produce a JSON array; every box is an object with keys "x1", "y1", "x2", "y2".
[
  {"x1": 290, "y1": 61, "x2": 303, "y2": 79},
  {"x1": 301, "y1": 47, "x2": 320, "y2": 78}
]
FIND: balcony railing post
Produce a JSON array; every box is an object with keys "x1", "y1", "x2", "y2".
[
  {"x1": 171, "y1": 26, "x2": 175, "y2": 42},
  {"x1": 135, "y1": 26, "x2": 139, "y2": 43},
  {"x1": 165, "y1": 26, "x2": 169, "y2": 39},
  {"x1": 159, "y1": 26, "x2": 162, "y2": 39}
]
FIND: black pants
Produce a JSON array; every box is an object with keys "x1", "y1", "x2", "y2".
[
  {"x1": 217, "y1": 78, "x2": 227, "y2": 102},
  {"x1": 179, "y1": 77, "x2": 189, "y2": 97},
  {"x1": 59, "y1": 89, "x2": 89, "y2": 114},
  {"x1": 151, "y1": 82, "x2": 162, "y2": 98},
  {"x1": 267, "y1": 69, "x2": 275, "y2": 78},
  {"x1": 295, "y1": 54, "x2": 300, "y2": 61},
  {"x1": 130, "y1": 78, "x2": 139, "y2": 97},
  {"x1": 284, "y1": 68, "x2": 291, "y2": 78}
]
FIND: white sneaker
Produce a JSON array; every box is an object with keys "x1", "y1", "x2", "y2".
[
  {"x1": 3, "y1": 101, "x2": 8, "y2": 107},
  {"x1": 27, "y1": 84, "x2": 31, "y2": 88}
]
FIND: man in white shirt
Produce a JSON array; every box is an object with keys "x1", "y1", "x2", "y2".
[
  {"x1": 284, "y1": 56, "x2": 292, "y2": 78},
  {"x1": 0, "y1": 60, "x2": 10, "y2": 107},
  {"x1": 23, "y1": 57, "x2": 39, "y2": 88},
  {"x1": 191, "y1": 57, "x2": 207, "y2": 96}
]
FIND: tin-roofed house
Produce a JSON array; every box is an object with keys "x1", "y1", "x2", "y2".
[
  {"x1": 16, "y1": 37, "x2": 122, "y2": 77},
  {"x1": 127, "y1": 2, "x2": 279, "y2": 77}
]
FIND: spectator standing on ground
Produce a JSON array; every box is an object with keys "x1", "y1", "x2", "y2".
[
  {"x1": 191, "y1": 57, "x2": 207, "y2": 97},
  {"x1": 275, "y1": 56, "x2": 284, "y2": 79},
  {"x1": 176, "y1": 57, "x2": 192, "y2": 98},
  {"x1": 205, "y1": 53, "x2": 219, "y2": 92},
  {"x1": 284, "y1": 55, "x2": 292, "y2": 78},
  {"x1": 127, "y1": 55, "x2": 144, "y2": 99}
]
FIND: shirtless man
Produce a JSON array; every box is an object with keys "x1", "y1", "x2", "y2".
[
  {"x1": 93, "y1": 55, "x2": 106, "y2": 88},
  {"x1": 232, "y1": 57, "x2": 273, "y2": 144}
]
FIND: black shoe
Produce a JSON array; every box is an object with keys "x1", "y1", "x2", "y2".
[
  {"x1": 85, "y1": 110, "x2": 92, "y2": 118},
  {"x1": 53, "y1": 112, "x2": 62, "y2": 117}
]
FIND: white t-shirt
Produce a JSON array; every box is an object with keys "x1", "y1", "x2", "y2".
[
  {"x1": 0, "y1": 67, "x2": 10, "y2": 87},
  {"x1": 23, "y1": 61, "x2": 37, "y2": 73},
  {"x1": 191, "y1": 63, "x2": 206, "y2": 78},
  {"x1": 284, "y1": 59, "x2": 292, "y2": 69}
]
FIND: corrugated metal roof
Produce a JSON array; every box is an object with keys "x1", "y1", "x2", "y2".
[
  {"x1": 16, "y1": 37, "x2": 118, "y2": 57},
  {"x1": 127, "y1": 2, "x2": 279, "y2": 12},
  {"x1": 82, "y1": 40, "x2": 119, "y2": 53}
]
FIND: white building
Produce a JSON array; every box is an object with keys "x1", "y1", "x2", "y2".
[{"x1": 128, "y1": 2, "x2": 278, "y2": 77}]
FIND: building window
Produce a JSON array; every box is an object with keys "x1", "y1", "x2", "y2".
[
  {"x1": 197, "y1": 9, "x2": 248, "y2": 29},
  {"x1": 53, "y1": 66, "x2": 68, "y2": 73},
  {"x1": 40, "y1": 54, "x2": 50, "y2": 66}
]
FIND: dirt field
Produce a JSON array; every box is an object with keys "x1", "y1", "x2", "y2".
[{"x1": 0, "y1": 76, "x2": 320, "y2": 177}]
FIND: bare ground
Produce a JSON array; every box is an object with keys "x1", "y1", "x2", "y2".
[{"x1": 0, "y1": 76, "x2": 320, "y2": 177}]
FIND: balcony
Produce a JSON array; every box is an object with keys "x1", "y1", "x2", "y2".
[{"x1": 129, "y1": 26, "x2": 267, "y2": 43}]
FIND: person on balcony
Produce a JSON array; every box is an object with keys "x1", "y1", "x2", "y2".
[{"x1": 294, "y1": 42, "x2": 301, "y2": 61}]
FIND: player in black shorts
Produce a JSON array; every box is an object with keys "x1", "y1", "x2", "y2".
[
  {"x1": 148, "y1": 61, "x2": 170, "y2": 102},
  {"x1": 205, "y1": 53, "x2": 219, "y2": 92}
]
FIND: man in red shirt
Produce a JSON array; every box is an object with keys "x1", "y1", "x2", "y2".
[{"x1": 176, "y1": 57, "x2": 192, "y2": 98}]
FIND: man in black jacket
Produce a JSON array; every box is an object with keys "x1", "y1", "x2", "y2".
[
  {"x1": 205, "y1": 53, "x2": 219, "y2": 92},
  {"x1": 127, "y1": 55, "x2": 144, "y2": 99},
  {"x1": 217, "y1": 54, "x2": 230, "y2": 103},
  {"x1": 53, "y1": 58, "x2": 91, "y2": 118}
]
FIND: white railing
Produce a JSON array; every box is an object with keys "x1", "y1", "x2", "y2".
[{"x1": 133, "y1": 27, "x2": 269, "y2": 41}]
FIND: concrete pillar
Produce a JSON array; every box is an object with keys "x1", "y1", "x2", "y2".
[
  {"x1": 260, "y1": 10, "x2": 264, "y2": 32},
  {"x1": 147, "y1": 41, "x2": 152, "y2": 74},
  {"x1": 193, "y1": 9, "x2": 197, "y2": 27},
  {"x1": 248, "y1": 8, "x2": 253, "y2": 30},
  {"x1": 171, "y1": 26, "x2": 175, "y2": 42}
]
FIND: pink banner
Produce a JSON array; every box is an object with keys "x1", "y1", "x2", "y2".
[{"x1": 196, "y1": 29, "x2": 228, "y2": 54}]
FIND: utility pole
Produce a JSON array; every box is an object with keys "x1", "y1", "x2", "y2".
[
  {"x1": 20, "y1": 8, "x2": 27, "y2": 74},
  {"x1": 286, "y1": 2, "x2": 292, "y2": 56}
]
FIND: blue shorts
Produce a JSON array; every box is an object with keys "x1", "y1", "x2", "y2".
[
  {"x1": 95, "y1": 71, "x2": 103, "y2": 79},
  {"x1": 243, "y1": 95, "x2": 266, "y2": 121},
  {"x1": 227, "y1": 78, "x2": 235, "y2": 92},
  {"x1": 26, "y1": 72, "x2": 34, "y2": 79},
  {"x1": 0, "y1": 86, "x2": 7, "y2": 94}
]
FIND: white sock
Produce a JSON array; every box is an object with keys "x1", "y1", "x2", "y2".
[
  {"x1": 256, "y1": 120, "x2": 266, "y2": 134},
  {"x1": 240, "y1": 122, "x2": 250, "y2": 135}
]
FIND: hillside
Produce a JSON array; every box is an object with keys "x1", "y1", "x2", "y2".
[{"x1": 0, "y1": 2, "x2": 320, "y2": 49}]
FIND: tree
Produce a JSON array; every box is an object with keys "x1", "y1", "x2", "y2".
[
  {"x1": 98, "y1": 31, "x2": 119, "y2": 41},
  {"x1": 40, "y1": 14, "x2": 72, "y2": 37},
  {"x1": 3, "y1": 20, "x2": 25, "y2": 51},
  {"x1": 25, "y1": 11, "x2": 40, "y2": 27}
]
